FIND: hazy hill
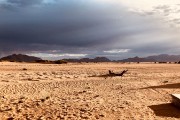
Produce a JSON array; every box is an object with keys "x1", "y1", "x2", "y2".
[
  {"x1": 0, "y1": 54, "x2": 42, "y2": 62},
  {"x1": 119, "y1": 54, "x2": 180, "y2": 62},
  {"x1": 145, "y1": 54, "x2": 180, "y2": 62},
  {"x1": 64, "y1": 57, "x2": 111, "y2": 62},
  {"x1": 93, "y1": 57, "x2": 111, "y2": 62},
  {"x1": 1, "y1": 54, "x2": 180, "y2": 63},
  {"x1": 118, "y1": 56, "x2": 156, "y2": 62}
]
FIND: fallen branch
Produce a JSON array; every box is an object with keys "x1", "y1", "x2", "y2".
[{"x1": 90, "y1": 70, "x2": 128, "y2": 78}]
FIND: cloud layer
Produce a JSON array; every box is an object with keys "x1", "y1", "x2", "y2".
[{"x1": 0, "y1": 0, "x2": 180, "y2": 59}]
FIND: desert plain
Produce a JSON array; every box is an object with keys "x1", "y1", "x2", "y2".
[{"x1": 0, "y1": 62, "x2": 180, "y2": 120}]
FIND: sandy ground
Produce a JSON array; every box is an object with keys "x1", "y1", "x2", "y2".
[{"x1": 0, "y1": 62, "x2": 180, "y2": 120}]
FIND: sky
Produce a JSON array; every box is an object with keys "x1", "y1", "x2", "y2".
[{"x1": 0, "y1": 0, "x2": 180, "y2": 60}]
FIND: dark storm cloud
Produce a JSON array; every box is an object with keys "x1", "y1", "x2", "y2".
[
  {"x1": 7, "y1": 0, "x2": 42, "y2": 6},
  {"x1": 0, "y1": 0, "x2": 43, "y2": 10},
  {"x1": 0, "y1": 1, "x2": 141, "y2": 52},
  {"x1": 0, "y1": 0, "x2": 179, "y2": 59}
]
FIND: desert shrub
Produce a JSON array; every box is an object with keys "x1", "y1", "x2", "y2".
[
  {"x1": 158, "y1": 62, "x2": 167, "y2": 64},
  {"x1": 35, "y1": 60, "x2": 52, "y2": 64},
  {"x1": 54, "y1": 60, "x2": 67, "y2": 64},
  {"x1": 35, "y1": 60, "x2": 67, "y2": 64},
  {"x1": 35, "y1": 60, "x2": 45, "y2": 63},
  {"x1": 22, "y1": 68, "x2": 27, "y2": 70}
]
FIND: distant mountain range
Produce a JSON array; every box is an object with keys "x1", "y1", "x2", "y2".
[
  {"x1": 0, "y1": 54, "x2": 111, "y2": 63},
  {"x1": 0, "y1": 54, "x2": 41, "y2": 62},
  {"x1": 1, "y1": 54, "x2": 180, "y2": 63},
  {"x1": 119, "y1": 54, "x2": 180, "y2": 62},
  {"x1": 65, "y1": 54, "x2": 180, "y2": 62},
  {"x1": 63, "y1": 57, "x2": 111, "y2": 62},
  {"x1": 145, "y1": 54, "x2": 180, "y2": 62},
  {"x1": 118, "y1": 56, "x2": 155, "y2": 62}
]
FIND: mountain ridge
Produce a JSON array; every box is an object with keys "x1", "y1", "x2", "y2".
[
  {"x1": 145, "y1": 54, "x2": 180, "y2": 62},
  {"x1": 63, "y1": 57, "x2": 111, "y2": 62},
  {"x1": 1, "y1": 54, "x2": 180, "y2": 63},
  {"x1": 0, "y1": 54, "x2": 42, "y2": 62}
]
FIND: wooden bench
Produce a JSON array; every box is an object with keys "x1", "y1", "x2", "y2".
[{"x1": 171, "y1": 94, "x2": 180, "y2": 108}]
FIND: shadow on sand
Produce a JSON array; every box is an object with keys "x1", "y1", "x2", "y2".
[
  {"x1": 141, "y1": 83, "x2": 180, "y2": 89},
  {"x1": 142, "y1": 83, "x2": 180, "y2": 118},
  {"x1": 149, "y1": 103, "x2": 180, "y2": 118}
]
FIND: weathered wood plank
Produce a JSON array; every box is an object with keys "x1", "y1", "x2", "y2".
[{"x1": 171, "y1": 94, "x2": 180, "y2": 108}]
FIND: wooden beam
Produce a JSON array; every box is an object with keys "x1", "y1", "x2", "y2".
[{"x1": 171, "y1": 94, "x2": 180, "y2": 108}]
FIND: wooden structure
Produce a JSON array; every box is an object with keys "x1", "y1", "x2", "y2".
[{"x1": 171, "y1": 94, "x2": 180, "y2": 108}]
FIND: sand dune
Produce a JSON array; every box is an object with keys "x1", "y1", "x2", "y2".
[{"x1": 0, "y1": 62, "x2": 180, "y2": 119}]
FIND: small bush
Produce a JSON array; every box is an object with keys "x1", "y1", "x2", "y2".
[
  {"x1": 158, "y1": 62, "x2": 167, "y2": 64},
  {"x1": 54, "y1": 60, "x2": 67, "y2": 64},
  {"x1": 35, "y1": 60, "x2": 67, "y2": 64},
  {"x1": 22, "y1": 68, "x2": 27, "y2": 70}
]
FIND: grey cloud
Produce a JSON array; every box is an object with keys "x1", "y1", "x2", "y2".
[
  {"x1": 153, "y1": 5, "x2": 172, "y2": 16},
  {"x1": 0, "y1": 0, "x2": 43, "y2": 10},
  {"x1": 131, "y1": 4, "x2": 180, "y2": 27},
  {"x1": 0, "y1": 1, "x2": 179, "y2": 59},
  {"x1": 133, "y1": 5, "x2": 172, "y2": 17},
  {"x1": 171, "y1": 18, "x2": 180, "y2": 24},
  {"x1": 7, "y1": 0, "x2": 42, "y2": 6},
  {"x1": 154, "y1": 5, "x2": 170, "y2": 10},
  {"x1": 0, "y1": 2, "x2": 141, "y2": 49}
]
